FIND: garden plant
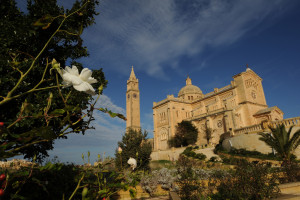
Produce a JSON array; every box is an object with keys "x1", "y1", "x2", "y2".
[{"x1": 0, "y1": 0, "x2": 129, "y2": 199}]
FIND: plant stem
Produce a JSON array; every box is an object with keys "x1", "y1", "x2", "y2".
[
  {"x1": 1, "y1": 1, "x2": 89, "y2": 106},
  {"x1": 68, "y1": 174, "x2": 85, "y2": 200}
]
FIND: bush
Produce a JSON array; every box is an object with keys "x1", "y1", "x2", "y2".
[
  {"x1": 213, "y1": 143, "x2": 224, "y2": 154},
  {"x1": 212, "y1": 160, "x2": 280, "y2": 200},
  {"x1": 3, "y1": 162, "x2": 79, "y2": 199},
  {"x1": 140, "y1": 168, "x2": 178, "y2": 196},
  {"x1": 181, "y1": 147, "x2": 207, "y2": 161},
  {"x1": 220, "y1": 155, "x2": 248, "y2": 165},
  {"x1": 1, "y1": 160, "x2": 131, "y2": 200},
  {"x1": 218, "y1": 147, "x2": 281, "y2": 161},
  {"x1": 209, "y1": 156, "x2": 218, "y2": 162},
  {"x1": 281, "y1": 162, "x2": 300, "y2": 183},
  {"x1": 176, "y1": 155, "x2": 206, "y2": 200}
]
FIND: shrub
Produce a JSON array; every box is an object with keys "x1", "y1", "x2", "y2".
[
  {"x1": 209, "y1": 156, "x2": 218, "y2": 162},
  {"x1": 2, "y1": 159, "x2": 132, "y2": 200},
  {"x1": 280, "y1": 162, "x2": 300, "y2": 183},
  {"x1": 176, "y1": 156, "x2": 206, "y2": 200},
  {"x1": 213, "y1": 160, "x2": 280, "y2": 200},
  {"x1": 213, "y1": 143, "x2": 224, "y2": 154},
  {"x1": 140, "y1": 168, "x2": 178, "y2": 196},
  {"x1": 181, "y1": 147, "x2": 207, "y2": 161},
  {"x1": 220, "y1": 155, "x2": 248, "y2": 165}
]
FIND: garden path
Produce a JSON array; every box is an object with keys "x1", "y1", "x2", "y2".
[{"x1": 275, "y1": 182, "x2": 300, "y2": 200}]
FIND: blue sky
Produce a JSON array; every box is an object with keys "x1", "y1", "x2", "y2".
[{"x1": 15, "y1": 0, "x2": 300, "y2": 164}]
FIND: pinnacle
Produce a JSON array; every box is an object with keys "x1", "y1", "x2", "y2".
[{"x1": 129, "y1": 66, "x2": 137, "y2": 79}]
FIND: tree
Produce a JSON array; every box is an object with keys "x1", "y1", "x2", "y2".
[
  {"x1": 169, "y1": 121, "x2": 198, "y2": 148},
  {"x1": 0, "y1": 0, "x2": 111, "y2": 162},
  {"x1": 259, "y1": 124, "x2": 300, "y2": 164},
  {"x1": 115, "y1": 129, "x2": 152, "y2": 170}
]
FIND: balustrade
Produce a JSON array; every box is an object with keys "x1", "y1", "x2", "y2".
[{"x1": 233, "y1": 117, "x2": 300, "y2": 136}]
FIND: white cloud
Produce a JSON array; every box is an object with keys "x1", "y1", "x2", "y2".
[
  {"x1": 82, "y1": 0, "x2": 291, "y2": 78},
  {"x1": 49, "y1": 94, "x2": 126, "y2": 164}
]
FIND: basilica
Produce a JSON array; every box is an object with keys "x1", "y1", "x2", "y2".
[{"x1": 126, "y1": 66, "x2": 300, "y2": 160}]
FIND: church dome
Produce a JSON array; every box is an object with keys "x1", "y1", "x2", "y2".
[{"x1": 178, "y1": 77, "x2": 202, "y2": 97}]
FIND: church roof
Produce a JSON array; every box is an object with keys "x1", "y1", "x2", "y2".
[
  {"x1": 254, "y1": 106, "x2": 283, "y2": 116},
  {"x1": 178, "y1": 77, "x2": 202, "y2": 97}
]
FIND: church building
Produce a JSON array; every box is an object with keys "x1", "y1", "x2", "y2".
[{"x1": 152, "y1": 67, "x2": 284, "y2": 151}]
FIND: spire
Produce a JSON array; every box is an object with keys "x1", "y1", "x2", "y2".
[
  {"x1": 246, "y1": 64, "x2": 251, "y2": 71},
  {"x1": 186, "y1": 76, "x2": 192, "y2": 85},
  {"x1": 129, "y1": 66, "x2": 136, "y2": 80}
]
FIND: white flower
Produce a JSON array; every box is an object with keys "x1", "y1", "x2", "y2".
[
  {"x1": 60, "y1": 65, "x2": 97, "y2": 95},
  {"x1": 127, "y1": 157, "x2": 137, "y2": 170}
]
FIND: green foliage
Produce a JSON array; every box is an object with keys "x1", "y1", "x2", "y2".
[
  {"x1": 169, "y1": 121, "x2": 198, "y2": 148},
  {"x1": 280, "y1": 162, "x2": 300, "y2": 183},
  {"x1": 259, "y1": 125, "x2": 300, "y2": 163},
  {"x1": 3, "y1": 162, "x2": 80, "y2": 199},
  {"x1": 181, "y1": 147, "x2": 207, "y2": 161},
  {"x1": 176, "y1": 155, "x2": 205, "y2": 200},
  {"x1": 1, "y1": 160, "x2": 131, "y2": 200},
  {"x1": 259, "y1": 125, "x2": 300, "y2": 182},
  {"x1": 228, "y1": 148, "x2": 280, "y2": 161},
  {"x1": 0, "y1": 0, "x2": 112, "y2": 162},
  {"x1": 209, "y1": 156, "x2": 218, "y2": 162},
  {"x1": 220, "y1": 155, "x2": 248, "y2": 165},
  {"x1": 213, "y1": 161, "x2": 280, "y2": 200},
  {"x1": 115, "y1": 129, "x2": 152, "y2": 170}
]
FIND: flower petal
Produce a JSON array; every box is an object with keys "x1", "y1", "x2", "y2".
[
  {"x1": 61, "y1": 81, "x2": 72, "y2": 88},
  {"x1": 64, "y1": 66, "x2": 73, "y2": 74},
  {"x1": 71, "y1": 65, "x2": 79, "y2": 76},
  {"x1": 73, "y1": 82, "x2": 96, "y2": 95},
  {"x1": 87, "y1": 77, "x2": 97, "y2": 84},
  {"x1": 79, "y1": 68, "x2": 92, "y2": 81},
  {"x1": 63, "y1": 73, "x2": 82, "y2": 85}
]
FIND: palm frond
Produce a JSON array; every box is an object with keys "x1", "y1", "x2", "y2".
[{"x1": 259, "y1": 125, "x2": 300, "y2": 161}]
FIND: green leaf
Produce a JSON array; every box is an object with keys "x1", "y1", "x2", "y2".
[
  {"x1": 33, "y1": 14, "x2": 54, "y2": 28},
  {"x1": 50, "y1": 109, "x2": 65, "y2": 115},
  {"x1": 97, "y1": 108, "x2": 126, "y2": 121}
]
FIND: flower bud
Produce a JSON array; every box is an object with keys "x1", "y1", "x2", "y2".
[
  {"x1": 51, "y1": 59, "x2": 60, "y2": 69},
  {"x1": 118, "y1": 147, "x2": 122, "y2": 153},
  {"x1": 82, "y1": 187, "x2": 88, "y2": 198}
]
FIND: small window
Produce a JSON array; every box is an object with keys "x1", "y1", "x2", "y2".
[
  {"x1": 133, "y1": 93, "x2": 137, "y2": 98},
  {"x1": 127, "y1": 94, "x2": 130, "y2": 99}
]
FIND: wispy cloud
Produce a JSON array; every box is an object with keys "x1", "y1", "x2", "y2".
[
  {"x1": 49, "y1": 94, "x2": 126, "y2": 164},
  {"x1": 83, "y1": 0, "x2": 290, "y2": 78}
]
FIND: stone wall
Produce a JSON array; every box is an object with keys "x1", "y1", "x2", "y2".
[
  {"x1": 151, "y1": 146, "x2": 218, "y2": 161},
  {"x1": 223, "y1": 127, "x2": 300, "y2": 159}
]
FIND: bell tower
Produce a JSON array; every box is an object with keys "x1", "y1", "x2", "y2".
[{"x1": 126, "y1": 66, "x2": 141, "y2": 131}]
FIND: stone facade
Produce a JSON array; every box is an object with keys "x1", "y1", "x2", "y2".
[
  {"x1": 152, "y1": 68, "x2": 284, "y2": 151},
  {"x1": 126, "y1": 67, "x2": 141, "y2": 131}
]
